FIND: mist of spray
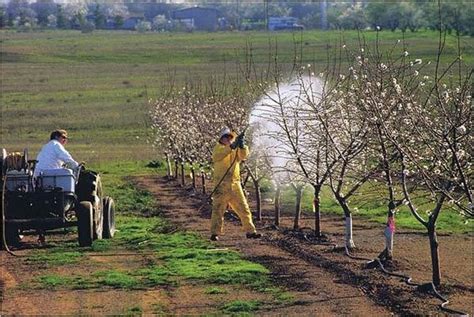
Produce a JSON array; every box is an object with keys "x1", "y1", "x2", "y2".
[{"x1": 249, "y1": 75, "x2": 324, "y2": 184}]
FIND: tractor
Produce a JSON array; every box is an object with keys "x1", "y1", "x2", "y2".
[{"x1": 0, "y1": 148, "x2": 115, "y2": 248}]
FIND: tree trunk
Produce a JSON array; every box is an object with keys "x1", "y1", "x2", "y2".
[
  {"x1": 201, "y1": 171, "x2": 206, "y2": 195},
  {"x1": 165, "y1": 153, "x2": 172, "y2": 179},
  {"x1": 191, "y1": 166, "x2": 196, "y2": 190},
  {"x1": 313, "y1": 185, "x2": 322, "y2": 237},
  {"x1": 255, "y1": 182, "x2": 262, "y2": 221},
  {"x1": 344, "y1": 214, "x2": 355, "y2": 249},
  {"x1": 293, "y1": 187, "x2": 303, "y2": 230},
  {"x1": 174, "y1": 160, "x2": 178, "y2": 180},
  {"x1": 428, "y1": 221, "x2": 441, "y2": 286},
  {"x1": 338, "y1": 198, "x2": 355, "y2": 249},
  {"x1": 382, "y1": 208, "x2": 396, "y2": 260},
  {"x1": 180, "y1": 162, "x2": 185, "y2": 187},
  {"x1": 274, "y1": 185, "x2": 281, "y2": 226}
]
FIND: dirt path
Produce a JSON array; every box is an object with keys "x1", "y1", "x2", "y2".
[
  {"x1": 137, "y1": 175, "x2": 474, "y2": 316},
  {"x1": 139, "y1": 176, "x2": 392, "y2": 315}
]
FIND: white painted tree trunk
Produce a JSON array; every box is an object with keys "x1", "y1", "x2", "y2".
[
  {"x1": 384, "y1": 227, "x2": 394, "y2": 258},
  {"x1": 345, "y1": 215, "x2": 356, "y2": 249},
  {"x1": 166, "y1": 154, "x2": 172, "y2": 179},
  {"x1": 384, "y1": 216, "x2": 395, "y2": 258}
]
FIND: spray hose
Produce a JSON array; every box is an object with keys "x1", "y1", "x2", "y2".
[
  {"x1": 207, "y1": 154, "x2": 239, "y2": 201},
  {"x1": 1, "y1": 174, "x2": 19, "y2": 257},
  {"x1": 342, "y1": 246, "x2": 468, "y2": 316}
]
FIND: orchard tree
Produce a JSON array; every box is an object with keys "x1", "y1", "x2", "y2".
[
  {"x1": 32, "y1": 0, "x2": 56, "y2": 27},
  {"x1": 56, "y1": 4, "x2": 67, "y2": 29},
  {"x1": 92, "y1": 3, "x2": 106, "y2": 29},
  {"x1": 105, "y1": 3, "x2": 129, "y2": 29},
  {"x1": 152, "y1": 15, "x2": 168, "y2": 31},
  {"x1": 63, "y1": 0, "x2": 88, "y2": 29},
  {"x1": 0, "y1": 5, "x2": 6, "y2": 28}
]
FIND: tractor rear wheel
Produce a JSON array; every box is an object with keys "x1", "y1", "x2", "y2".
[
  {"x1": 1, "y1": 148, "x2": 7, "y2": 176},
  {"x1": 102, "y1": 197, "x2": 116, "y2": 239},
  {"x1": 77, "y1": 171, "x2": 103, "y2": 240},
  {"x1": 0, "y1": 224, "x2": 20, "y2": 249},
  {"x1": 77, "y1": 201, "x2": 93, "y2": 247}
]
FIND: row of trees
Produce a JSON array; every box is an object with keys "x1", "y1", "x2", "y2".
[
  {"x1": 149, "y1": 67, "x2": 257, "y2": 190},
  {"x1": 255, "y1": 35, "x2": 471, "y2": 287},
  {"x1": 1, "y1": 0, "x2": 473, "y2": 35},
  {"x1": 150, "y1": 27, "x2": 472, "y2": 288},
  {"x1": 0, "y1": 0, "x2": 129, "y2": 30}
]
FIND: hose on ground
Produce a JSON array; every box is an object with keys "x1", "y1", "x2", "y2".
[
  {"x1": 343, "y1": 245, "x2": 468, "y2": 316},
  {"x1": 1, "y1": 174, "x2": 19, "y2": 257},
  {"x1": 279, "y1": 227, "x2": 468, "y2": 316}
]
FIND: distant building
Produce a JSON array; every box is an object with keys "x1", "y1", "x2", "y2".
[
  {"x1": 268, "y1": 17, "x2": 304, "y2": 31},
  {"x1": 122, "y1": 16, "x2": 143, "y2": 30},
  {"x1": 171, "y1": 7, "x2": 220, "y2": 31}
]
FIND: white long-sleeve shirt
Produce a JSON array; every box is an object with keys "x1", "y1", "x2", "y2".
[{"x1": 34, "y1": 140, "x2": 79, "y2": 177}]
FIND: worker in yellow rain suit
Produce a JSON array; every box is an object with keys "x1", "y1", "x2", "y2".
[{"x1": 210, "y1": 127, "x2": 262, "y2": 241}]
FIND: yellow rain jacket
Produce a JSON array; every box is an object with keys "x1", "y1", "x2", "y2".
[{"x1": 210, "y1": 138, "x2": 256, "y2": 236}]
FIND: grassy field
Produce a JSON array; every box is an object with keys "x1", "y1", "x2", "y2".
[{"x1": 1, "y1": 29, "x2": 473, "y2": 162}]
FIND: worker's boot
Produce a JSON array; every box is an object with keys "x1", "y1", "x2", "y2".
[
  {"x1": 210, "y1": 234, "x2": 219, "y2": 241},
  {"x1": 37, "y1": 230, "x2": 46, "y2": 246},
  {"x1": 246, "y1": 232, "x2": 262, "y2": 239}
]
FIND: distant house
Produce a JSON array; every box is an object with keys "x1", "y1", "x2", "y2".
[
  {"x1": 171, "y1": 7, "x2": 220, "y2": 31},
  {"x1": 122, "y1": 16, "x2": 143, "y2": 30},
  {"x1": 268, "y1": 17, "x2": 304, "y2": 31}
]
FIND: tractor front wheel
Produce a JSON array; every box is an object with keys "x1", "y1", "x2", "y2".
[
  {"x1": 102, "y1": 197, "x2": 116, "y2": 239},
  {"x1": 77, "y1": 201, "x2": 93, "y2": 247}
]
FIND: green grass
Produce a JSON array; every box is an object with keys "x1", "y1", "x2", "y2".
[
  {"x1": 92, "y1": 270, "x2": 141, "y2": 289},
  {"x1": 205, "y1": 286, "x2": 228, "y2": 294},
  {"x1": 2, "y1": 30, "x2": 472, "y2": 162},
  {"x1": 221, "y1": 300, "x2": 262, "y2": 314},
  {"x1": 124, "y1": 306, "x2": 143, "y2": 317},
  {"x1": 33, "y1": 274, "x2": 92, "y2": 289},
  {"x1": 26, "y1": 249, "x2": 83, "y2": 266}
]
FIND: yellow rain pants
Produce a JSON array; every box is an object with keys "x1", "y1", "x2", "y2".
[{"x1": 210, "y1": 142, "x2": 257, "y2": 236}]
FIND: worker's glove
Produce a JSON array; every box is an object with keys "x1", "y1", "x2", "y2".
[{"x1": 238, "y1": 134, "x2": 246, "y2": 148}]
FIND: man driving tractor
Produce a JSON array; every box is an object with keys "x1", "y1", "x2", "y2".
[
  {"x1": 34, "y1": 129, "x2": 79, "y2": 178},
  {"x1": 33, "y1": 129, "x2": 79, "y2": 244}
]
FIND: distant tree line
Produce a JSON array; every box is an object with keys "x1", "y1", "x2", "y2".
[{"x1": 0, "y1": 0, "x2": 472, "y2": 35}]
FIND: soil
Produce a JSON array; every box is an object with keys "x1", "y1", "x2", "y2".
[
  {"x1": 138, "y1": 175, "x2": 473, "y2": 316},
  {"x1": 1, "y1": 175, "x2": 472, "y2": 316}
]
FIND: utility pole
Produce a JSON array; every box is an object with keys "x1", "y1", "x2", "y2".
[
  {"x1": 236, "y1": 0, "x2": 240, "y2": 30},
  {"x1": 320, "y1": 0, "x2": 327, "y2": 30},
  {"x1": 264, "y1": 0, "x2": 269, "y2": 31}
]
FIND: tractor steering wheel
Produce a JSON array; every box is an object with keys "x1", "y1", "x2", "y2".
[{"x1": 74, "y1": 163, "x2": 85, "y2": 183}]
